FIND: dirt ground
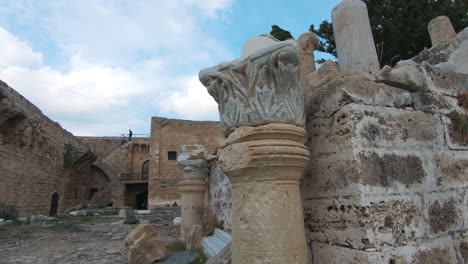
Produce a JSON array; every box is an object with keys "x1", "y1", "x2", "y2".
[{"x1": 0, "y1": 207, "x2": 181, "y2": 264}]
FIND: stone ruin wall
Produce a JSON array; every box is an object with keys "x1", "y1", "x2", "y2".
[
  {"x1": 148, "y1": 117, "x2": 224, "y2": 207},
  {"x1": 302, "y1": 60, "x2": 468, "y2": 263},
  {"x1": 206, "y1": 26, "x2": 468, "y2": 264},
  {"x1": 79, "y1": 137, "x2": 150, "y2": 207},
  {"x1": 0, "y1": 81, "x2": 94, "y2": 217}
]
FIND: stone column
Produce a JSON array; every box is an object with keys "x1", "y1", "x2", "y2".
[
  {"x1": 199, "y1": 40, "x2": 310, "y2": 263},
  {"x1": 428, "y1": 16, "x2": 460, "y2": 46},
  {"x1": 297, "y1": 32, "x2": 320, "y2": 89},
  {"x1": 177, "y1": 149, "x2": 208, "y2": 241},
  {"x1": 332, "y1": 0, "x2": 379, "y2": 78}
]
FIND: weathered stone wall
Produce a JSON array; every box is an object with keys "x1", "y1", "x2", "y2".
[
  {"x1": 148, "y1": 117, "x2": 224, "y2": 207},
  {"x1": 302, "y1": 59, "x2": 468, "y2": 263},
  {"x1": 79, "y1": 137, "x2": 150, "y2": 207},
  {"x1": 0, "y1": 80, "x2": 95, "y2": 217},
  {"x1": 208, "y1": 160, "x2": 232, "y2": 229}
]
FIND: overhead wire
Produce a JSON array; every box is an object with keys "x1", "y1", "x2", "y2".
[
  {"x1": 0, "y1": 64, "x2": 151, "y2": 135},
  {"x1": 0, "y1": 64, "x2": 150, "y2": 116}
]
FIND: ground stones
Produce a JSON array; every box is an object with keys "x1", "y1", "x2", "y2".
[{"x1": 124, "y1": 224, "x2": 167, "y2": 264}]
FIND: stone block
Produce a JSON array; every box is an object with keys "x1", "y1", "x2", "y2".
[
  {"x1": 306, "y1": 76, "x2": 412, "y2": 119},
  {"x1": 413, "y1": 92, "x2": 460, "y2": 114},
  {"x1": 434, "y1": 151, "x2": 468, "y2": 187},
  {"x1": 464, "y1": 191, "x2": 468, "y2": 229},
  {"x1": 425, "y1": 64, "x2": 468, "y2": 97},
  {"x1": 389, "y1": 236, "x2": 458, "y2": 264},
  {"x1": 124, "y1": 224, "x2": 167, "y2": 264},
  {"x1": 356, "y1": 106, "x2": 445, "y2": 150},
  {"x1": 450, "y1": 41, "x2": 468, "y2": 75},
  {"x1": 357, "y1": 151, "x2": 427, "y2": 189},
  {"x1": 311, "y1": 242, "x2": 382, "y2": 264},
  {"x1": 442, "y1": 112, "x2": 468, "y2": 149},
  {"x1": 378, "y1": 64, "x2": 425, "y2": 92},
  {"x1": 428, "y1": 16, "x2": 460, "y2": 46},
  {"x1": 456, "y1": 230, "x2": 468, "y2": 264},
  {"x1": 424, "y1": 192, "x2": 463, "y2": 237},
  {"x1": 304, "y1": 195, "x2": 424, "y2": 250}
]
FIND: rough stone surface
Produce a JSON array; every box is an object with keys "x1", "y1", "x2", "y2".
[
  {"x1": 332, "y1": 0, "x2": 380, "y2": 78},
  {"x1": 0, "y1": 81, "x2": 97, "y2": 217},
  {"x1": 459, "y1": 27, "x2": 468, "y2": 42},
  {"x1": 379, "y1": 64, "x2": 425, "y2": 92},
  {"x1": 218, "y1": 124, "x2": 310, "y2": 264},
  {"x1": 428, "y1": 16, "x2": 460, "y2": 46},
  {"x1": 241, "y1": 36, "x2": 278, "y2": 58},
  {"x1": 296, "y1": 35, "x2": 468, "y2": 263},
  {"x1": 124, "y1": 224, "x2": 167, "y2": 264},
  {"x1": 148, "y1": 117, "x2": 223, "y2": 207},
  {"x1": 208, "y1": 161, "x2": 232, "y2": 229},
  {"x1": 449, "y1": 40, "x2": 468, "y2": 75},
  {"x1": 298, "y1": 32, "x2": 320, "y2": 89},
  {"x1": 200, "y1": 40, "x2": 306, "y2": 136}
]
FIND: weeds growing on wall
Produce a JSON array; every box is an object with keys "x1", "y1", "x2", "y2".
[
  {"x1": 189, "y1": 248, "x2": 208, "y2": 264},
  {"x1": 0, "y1": 204, "x2": 18, "y2": 221}
]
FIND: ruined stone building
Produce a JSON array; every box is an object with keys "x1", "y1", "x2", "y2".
[
  {"x1": 0, "y1": 82, "x2": 223, "y2": 216},
  {"x1": 148, "y1": 117, "x2": 223, "y2": 208},
  {"x1": 197, "y1": 3, "x2": 468, "y2": 262}
]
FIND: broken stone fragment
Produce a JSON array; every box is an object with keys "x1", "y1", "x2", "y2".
[
  {"x1": 458, "y1": 27, "x2": 468, "y2": 42},
  {"x1": 378, "y1": 64, "x2": 425, "y2": 92},
  {"x1": 297, "y1": 32, "x2": 320, "y2": 88},
  {"x1": 428, "y1": 16, "x2": 460, "y2": 47},
  {"x1": 124, "y1": 224, "x2": 167, "y2": 264}
]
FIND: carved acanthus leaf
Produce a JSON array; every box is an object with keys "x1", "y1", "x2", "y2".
[{"x1": 199, "y1": 40, "x2": 305, "y2": 136}]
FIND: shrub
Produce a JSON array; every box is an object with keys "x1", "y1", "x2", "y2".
[
  {"x1": 0, "y1": 204, "x2": 18, "y2": 221},
  {"x1": 189, "y1": 248, "x2": 208, "y2": 264}
]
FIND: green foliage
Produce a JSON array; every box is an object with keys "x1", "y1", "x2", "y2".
[
  {"x1": 309, "y1": 21, "x2": 336, "y2": 58},
  {"x1": 310, "y1": 0, "x2": 468, "y2": 66},
  {"x1": 0, "y1": 204, "x2": 18, "y2": 221},
  {"x1": 270, "y1": 25, "x2": 293, "y2": 41},
  {"x1": 189, "y1": 248, "x2": 208, "y2": 264},
  {"x1": 63, "y1": 143, "x2": 79, "y2": 170},
  {"x1": 167, "y1": 241, "x2": 186, "y2": 252}
]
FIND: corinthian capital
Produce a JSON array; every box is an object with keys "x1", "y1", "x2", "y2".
[{"x1": 199, "y1": 40, "x2": 305, "y2": 136}]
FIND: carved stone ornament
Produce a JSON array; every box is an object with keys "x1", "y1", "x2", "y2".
[{"x1": 199, "y1": 40, "x2": 306, "y2": 136}]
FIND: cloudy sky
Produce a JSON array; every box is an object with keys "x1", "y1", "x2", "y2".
[{"x1": 0, "y1": 0, "x2": 339, "y2": 136}]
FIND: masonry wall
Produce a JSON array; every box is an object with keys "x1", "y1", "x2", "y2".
[
  {"x1": 301, "y1": 61, "x2": 468, "y2": 263},
  {"x1": 148, "y1": 117, "x2": 224, "y2": 207},
  {"x1": 0, "y1": 81, "x2": 94, "y2": 217},
  {"x1": 79, "y1": 137, "x2": 150, "y2": 207}
]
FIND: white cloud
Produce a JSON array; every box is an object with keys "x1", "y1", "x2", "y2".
[
  {"x1": 160, "y1": 76, "x2": 219, "y2": 120},
  {"x1": 0, "y1": 27, "x2": 42, "y2": 68},
  {"x1": 0, "y1": 1, "x2": 233, "y2": 136}
]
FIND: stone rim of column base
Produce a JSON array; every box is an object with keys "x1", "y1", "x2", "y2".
[{"x1": 179, "y1": 180, "x2": 207, "y2": 193}]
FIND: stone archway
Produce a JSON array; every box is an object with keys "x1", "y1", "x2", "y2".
[{"x1": 49, "y1": 192, "x2": 59, "y2": 216}]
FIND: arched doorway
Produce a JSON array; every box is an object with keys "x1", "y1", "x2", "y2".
[
  {"x1": 49, "y1": 192, "x2": 59, "y2": 216},
  {"x1": 142, "y1": 160, "x2": 149, "y2": 180},
  {"x1": 135, "y1": 190, "x2": 148, "y2": 210}
]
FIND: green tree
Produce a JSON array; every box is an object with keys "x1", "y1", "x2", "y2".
[
  {"x1": 270, "y1": 25, "x2": 294, "y2": 41},
  {"x1": 310, "y1": 0, "x2": 468, "y2": 66}
]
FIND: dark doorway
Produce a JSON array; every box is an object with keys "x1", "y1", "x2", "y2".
[
  {"x1": 49, "y1": 192, "x2": 59, "y2": 216},
  {"x1": 135, "y1": 190, "x2": 148, "y2": 209}
]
